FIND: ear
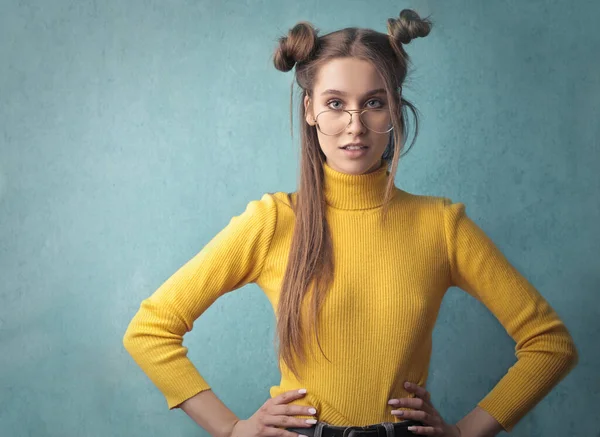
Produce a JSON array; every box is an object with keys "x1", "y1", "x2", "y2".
[{"x1": 304, "y1": 94, "x2": 316, "y2": 126}]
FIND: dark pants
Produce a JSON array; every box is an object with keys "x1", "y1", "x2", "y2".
[{"x1": 286, "y1": 419, "x2": 425, "y2": 437}]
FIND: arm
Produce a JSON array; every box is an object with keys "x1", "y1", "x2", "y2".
[
  {"x1": 456, "y1": 406, "x2": 505, "y2": 437},
  {"x1": 122, "y1": 193, "x2": 278, "y2": 419},
  {"x1": 443, "y1": 199, "x2": 579, "y2": 433},
  {"x1": 178, "y1": 389, "x2": 241, "y2": 437}
]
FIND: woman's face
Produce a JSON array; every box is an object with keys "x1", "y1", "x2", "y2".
[{"x1": 304, "y1": 57, "x2": 392, "y2": 175}]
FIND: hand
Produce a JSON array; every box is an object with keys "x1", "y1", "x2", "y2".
[
  {"x1": 388, "y1": 381, "x2": 461, "y2": 437},
  {"x1": 229, "y1": 389, "x2": 318, "y2": 437}
]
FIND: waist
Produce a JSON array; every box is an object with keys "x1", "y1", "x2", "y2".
[{"x1": 286, "y1": 419, "x2": 424, "y2": 437}]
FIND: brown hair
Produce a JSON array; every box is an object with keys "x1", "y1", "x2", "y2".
[{"x1": 271, "y1": 9, "x2": 433, "y2": 380}]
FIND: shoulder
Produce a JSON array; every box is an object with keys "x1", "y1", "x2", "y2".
[
  {"x1": 243, "y1": 192, "x2": 278, "y2": 213},
  {"x1": 393, "y1": 187, "x2": 459, "y2": 210},
  {"x1": 226, "y1": 192, "x2": 281, "y2": 233},
  {"x1": 253, "y1": 190, "x2": 466, "y2": 216},
  {"x1": 264, "y1": 191, "x2": 297, "y2": 212},
  {"x1": 235, "y1": 190, "x2": 299, "y2": 225},
  {"x1": 392, "y1": 188, "x2": 470, "y2": 224}
]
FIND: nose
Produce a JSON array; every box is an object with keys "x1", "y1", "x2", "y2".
[{"x1": 346, "y1": 110, "x2": 366, "y2": 135}]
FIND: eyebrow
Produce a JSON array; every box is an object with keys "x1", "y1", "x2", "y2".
[{"x1": 320, "y1": 88, "x2": 387, "y2": 97}]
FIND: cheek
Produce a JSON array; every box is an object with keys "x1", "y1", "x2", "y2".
[
  {"x1": 375, "y1": 133, "x2": 392, "y2": 151},
  {"x1": 366, "y1": 132, "x2": 392, "y2": 154},
  {"x1": 316, "y1": 132, "x2": 338, "y2": 154}
]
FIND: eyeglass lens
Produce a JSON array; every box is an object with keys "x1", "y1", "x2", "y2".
[{"x1": 316, "y1": 110, "x2": 392, "y2": 135}]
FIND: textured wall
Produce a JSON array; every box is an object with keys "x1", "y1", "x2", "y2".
[{"x1": 1, "y1": 1, "x2": 597, "y2": 436}]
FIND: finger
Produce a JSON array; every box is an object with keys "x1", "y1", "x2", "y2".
[
  {"x1": 404, "y1": 382, "x2": 432, "y2": 405},
  {"x1": 270, "y1": 404, "x2": 318, "y2": 418},
  {"x1": 262, "y1": 413, "x2": 317, "y2": 429},
  {"x1": 391, "y1": 397, "x2": 436, "y2": 416},
  {"x1": 406, "y1": 424, "x2": 438, "y2": 436},
  {"x1": 391, "y1": 409, "x2": 439, "y2": 427},
  {"x1": 272, "y1": 388, "x2": 308, "y2": 405}
]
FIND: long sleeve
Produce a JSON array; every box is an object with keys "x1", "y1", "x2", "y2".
[
  {"x1": 123, "y1": 193, "x2": 278, "y2": 409},
  {"x1": 442, "y1": 199, "x2": 578, "y2": 432}
]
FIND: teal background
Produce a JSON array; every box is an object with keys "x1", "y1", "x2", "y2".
[{"x1": 1, "y1": 1, "x2": 598, "y2": 436}]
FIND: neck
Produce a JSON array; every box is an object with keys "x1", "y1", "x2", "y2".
[{"x1": 322, "y1": 159, "x2": 391, "y2": 210}]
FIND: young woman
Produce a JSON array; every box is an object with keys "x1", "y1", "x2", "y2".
[{"x1": 123, "y1": 10, "x2": 578, "y2": 437}]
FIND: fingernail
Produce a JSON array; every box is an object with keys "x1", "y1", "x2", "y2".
[
  {"x1": 391, "y1": 410, "x2": 403, "y2": 416},
  {"x1": 404, "y1": 382, "x2": 411, "y2": 388},
  {"x1": 305, "y1": 419, "x2": 317, "y2": 424},
  {"x1": 407, "y1": 426, "x2": 416, "y2": 431},
  {"x1": 298, "y1": 388, "x2": 307, "y2": 394},
  {"x1": 388, "y1": 399, "x2": 399, "y2": 405},
  {"x1": 308, "y1": 408, "x2": 317, "y2": 414}
]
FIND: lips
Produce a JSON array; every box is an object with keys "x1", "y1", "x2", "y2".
[
  {"x1": 340, "y1": 143, "x2": 369, "y2": 150},
  {"x1": 339, "y1": 146, "x2": 369, "y2": 158}
]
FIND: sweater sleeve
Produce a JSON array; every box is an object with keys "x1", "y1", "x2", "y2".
[
  {"x1": 123, "y1": 193, "x2": 278, "y2": 409},
  {"x1": 442, "y1": 198, "x2": 578, "y2": 432}
]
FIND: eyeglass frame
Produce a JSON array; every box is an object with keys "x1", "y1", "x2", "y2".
[{"x1": 311, "y1": 107, "x2": 394, "y2": 136}]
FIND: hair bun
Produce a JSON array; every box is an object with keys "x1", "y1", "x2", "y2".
[
  {"x1": 387, "y1": 9, "x2": 432, "y2": 46},
  {"x1": 273, "y1": 21, "x2": 319, "y2": 72}
]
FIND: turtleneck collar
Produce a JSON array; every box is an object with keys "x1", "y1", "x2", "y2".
[{"x1": 322, "y1": 159, "x2": 391, "y2": 210}]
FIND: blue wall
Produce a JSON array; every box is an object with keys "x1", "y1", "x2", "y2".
[{"x1": 1, "y1": 1, "x2": 598, "y2": 436}]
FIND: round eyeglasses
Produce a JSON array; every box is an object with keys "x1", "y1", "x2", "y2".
[{"x1": 313, "y1": 108, "x2": 394, "y2": 136}]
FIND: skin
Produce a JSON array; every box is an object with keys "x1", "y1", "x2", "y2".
[
  {"x1": 229, "y1": 389, "x2": 318, "y2": 437},
  {"x1": 389, "y1": 381, "x2": 505, "y2": 437},
  {"x1": 304, "y1": 57, "x2": 392, "y2": 176},
  {"x1": 179, "y1": 388, "x2": 317, "y2": 437}
]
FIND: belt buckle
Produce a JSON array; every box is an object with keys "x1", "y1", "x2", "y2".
[{"x1": 341, "y1": 425, "x2": 364, "y2": 437}]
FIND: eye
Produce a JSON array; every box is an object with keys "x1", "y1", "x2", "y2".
[
  {"x1": 325, "y1": 98, "x2": 385, "y2": 110},
  {"x1": 326, "y1": 99, "x2": 343, "y2": 110},
  {"x1": 366, "y1": 98, "x2": 384, "y2": 109}
]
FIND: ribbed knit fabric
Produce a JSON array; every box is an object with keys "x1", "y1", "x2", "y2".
[{"x1": 123, "y1": 159, "x2": 578, "y2": 433}]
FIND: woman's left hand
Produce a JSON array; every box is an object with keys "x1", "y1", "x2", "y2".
[{"x1": 388, "y1": 381, "x2": 461, "y2": 436}]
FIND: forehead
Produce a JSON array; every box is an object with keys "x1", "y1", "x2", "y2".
[{"x1": 313, "y1": 57, "x2": 384, "y2": 95}]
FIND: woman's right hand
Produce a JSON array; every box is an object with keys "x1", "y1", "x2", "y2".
[{"x1": 229, "y1": 389, "x2": 318, "y2": 437}]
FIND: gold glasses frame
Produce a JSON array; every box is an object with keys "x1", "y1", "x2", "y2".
[{"x1": 312, "y1": 108, "x2": 394, "y2": 136}]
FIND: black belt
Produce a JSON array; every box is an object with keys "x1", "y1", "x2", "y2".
[{"x1": 286, "y1": 420, "x2": 424, "y2": 437}]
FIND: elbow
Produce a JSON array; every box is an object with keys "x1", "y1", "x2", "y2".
[
  {"x1": 565, "y1": 338, "x2": 579, "y2": 372},
  {"x1": 560, "y1": 325, "x2": 579, "y2": 372},
  {"x1": 122, "y1": 322, "x2": 149, "y2": 363},
  {"x1": 552, "y1": 332, "x2": 580, "y2": 378},
  {"x1": 122, "y1": 315, "x2": 144, "y2": 357},
  {"x1": 521, "y1": 327, "x2": 580, "y2": 376},
  {"x1": 548, "y1": 321, "x2": 580, "y2": 373},
  {"x1": 122, "y1": 324, "x2": 136, "y2": 355},
  {"x1": 122, "y1": 303, "x2": 153, "y2": 357}
]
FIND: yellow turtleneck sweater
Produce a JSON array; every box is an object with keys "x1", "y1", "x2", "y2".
[{"x1": 123, "y1": 160, "x2": 578, "y2": 433}]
